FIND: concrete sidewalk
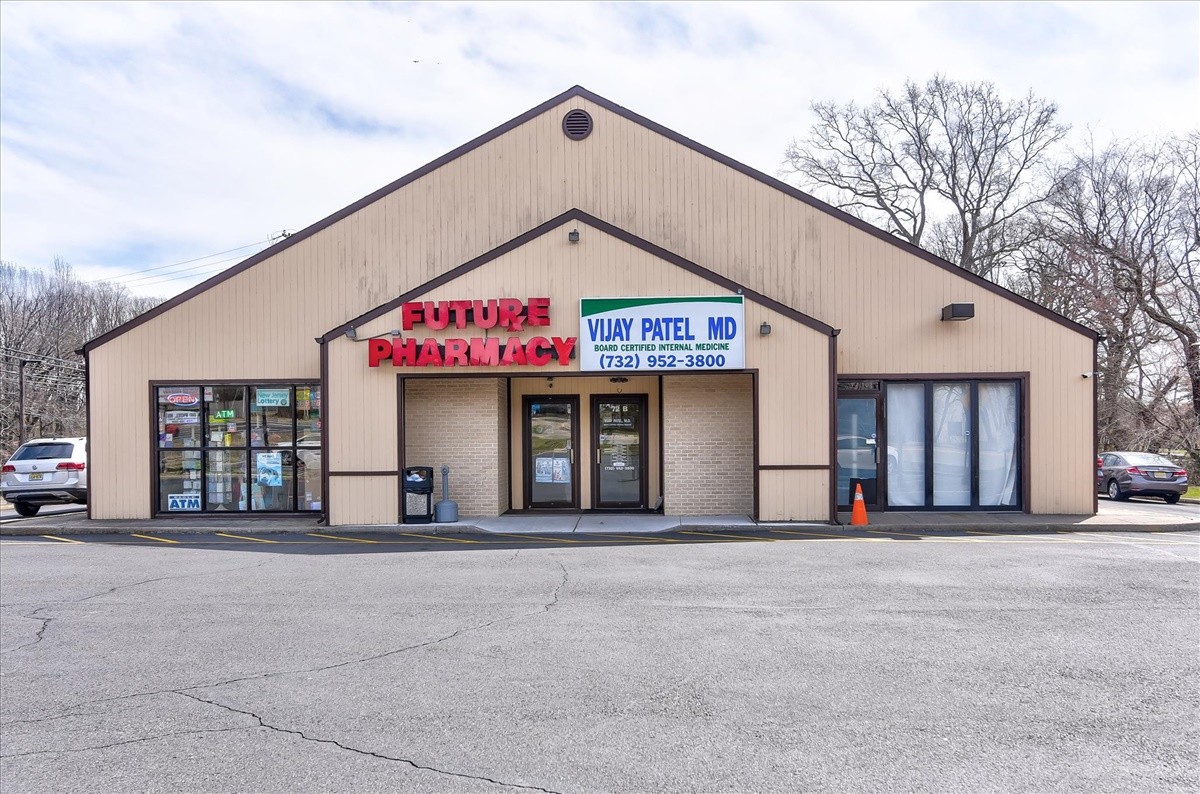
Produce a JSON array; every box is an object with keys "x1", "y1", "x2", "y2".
[{"x1": 2, "y1": 501, "x2": 1196, "y2": 535}]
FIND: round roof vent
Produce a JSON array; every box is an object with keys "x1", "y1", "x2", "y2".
[{"x1": 562, "y1": 109, "x2": 593, "y2": 141}]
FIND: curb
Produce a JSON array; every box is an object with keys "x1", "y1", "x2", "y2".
[{"x1": 3, "y1": 520, "x2": 1196, "y2": 537}]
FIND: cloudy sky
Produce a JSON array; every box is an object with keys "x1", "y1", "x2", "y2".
[{"x1": 1, "y1": 1, "x2": 1196, "y2": 298}]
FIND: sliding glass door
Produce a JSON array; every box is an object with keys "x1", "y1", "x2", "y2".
[
  {"x1": 978, "y1": 383, "x2": 1019, "y2": 507},
  {"x1": 875, "y1": 380, "x2": 1021, "y2": 510}
]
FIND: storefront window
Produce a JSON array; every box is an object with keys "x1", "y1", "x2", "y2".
[
  {"x1": 298, "y1": 449, "x2": 322, "y2": 511},
  {"x1": 863, "y1": 378, "x2": 1022, "y2": 511},
  {"x1": 933, "y1": 383, "x2": 972, "y2": 507},
  {"x1": 251, "y1": 387, "x2": 295, "y2": 447},
  {"x1": 886, "y1": 384, "x2": 925, "y2": 507},
  {"x1": 252, "y1": 449, "x2": 294, "y2": 510},
  {"x1": 206, "y1": 386, "x2": 246, "y2": 448},
  {"x1": 206, "y1": 450, "x2": 247, "y2": 511},
  {"x1": 155, "y1": 383, "x2": 320, "y2": 513},
  {"x1": 295, "y1": 386, "x2": 321, "y2": 447},
  {"x1": 979, "y1": 383, "x2": 1019, "y2": 506},
  {"x1": 159, "y1": 450, "x2": 202, "y2": 512},
  {"x1": 158, "y1": 387, "x2": 202, "y2": 448}
]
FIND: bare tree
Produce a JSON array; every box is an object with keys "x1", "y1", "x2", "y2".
[
  {"x1": 783, "y1": 75, "x2": 1069, "y2": 279},
  {"x1": 0, "y1": 261, "x2": 161, "y2": 461},
  {"x1": 1033, "y1": 135, "x2": 1200, "y2": 470}
]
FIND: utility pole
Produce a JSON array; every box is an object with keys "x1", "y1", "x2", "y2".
[{"x1": 18, "y1": 359, "x2": 34, "y2": 444}]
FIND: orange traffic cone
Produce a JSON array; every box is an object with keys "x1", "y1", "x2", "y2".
[{"x1": 850, "y1": 483, "x2": 869, "y2": 526}]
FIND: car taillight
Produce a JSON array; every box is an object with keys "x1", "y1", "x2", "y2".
[
  {"x1": 1096, "y1": 457, "x2": 1103, "y2": 468},
  {"x1": 1, "y1": 465, "x2": 13, "y2": 473},
  {"x1": 1126, "y1": 466, "x2": 1142, "y2": 475},
  {"x1": 56, "y1": 462, "x2": 86, "y2": 471},
  {"x1": 1175, "y1": 469, "x2": 1188, "y2": 478}
]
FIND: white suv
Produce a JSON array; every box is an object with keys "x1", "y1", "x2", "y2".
[{"x1": 1, "y1": 437, "x2": 88, "y2": 517}]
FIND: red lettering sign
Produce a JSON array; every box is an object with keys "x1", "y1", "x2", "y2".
[
  {"x1": 367, "y1": 337, "x2": 576, "y2": 368},
  {"x1": 368, "y1": 297, "x2": 574, "y2": 368}
]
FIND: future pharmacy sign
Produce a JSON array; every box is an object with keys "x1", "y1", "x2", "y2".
[
  {"x1": 367, "y1": 298, "x2": 577, "y2": 368},
  {"x1": 579, "y1": 296, "x2": 745, "y2": 371},
  {"x1": 364, "y1": 295, "x2": 745, "y2": 372}
]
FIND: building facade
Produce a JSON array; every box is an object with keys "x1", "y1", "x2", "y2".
[{"x1": 83, "y1": 87, "x2": 1097, "y2": 524}]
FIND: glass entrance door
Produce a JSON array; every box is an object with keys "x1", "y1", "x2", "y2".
[
  {"x1": 592, "y1": 396, "x2": 647, "y2": 509},
  {"x1": 837, "y1": 395, "x2": 882, "y2": 508},
  {"x1": 524, "y1": 396, "x2": 578, "y2": 509}
]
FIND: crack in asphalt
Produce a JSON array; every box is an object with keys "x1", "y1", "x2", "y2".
[
  {"x1": 545, "y1": 561, "x2": 568, "y2": 612},
  {"x1": 0, "y1": 558, "x2": 276, "y2": 658},
  {"x1": 72, "y1": 558, "x2": 276, "y2": 604},
  {"x1": 3, "y1": 563, "x2": 571, "y2": 731},
  {"x1": 0, "y1": 608, "x2": 52, "y2": 655},
  {"x1": 0, "y1": 725, "x2": 253, "y2": 759},
  {"x1": 174, "y1": 692, "x2": 563, "y2": 793}
]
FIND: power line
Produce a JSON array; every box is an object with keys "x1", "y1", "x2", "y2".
[
  {"x1": 106, "y1": 251, "x2": 259, "y2": 288},
  {"x1": 88, "y1": 237, "x2": 277, "y2": 284},
  {"x1": 0, "y1": 348, "x2": 84, "y2": 369},
  {"x1": 91, "y1": 229, "x2": 294, "y2": 291}
]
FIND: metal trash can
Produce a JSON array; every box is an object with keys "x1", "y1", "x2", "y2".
[{"x1": 402, "y1": 466, "x2": 434, "y2": 524}]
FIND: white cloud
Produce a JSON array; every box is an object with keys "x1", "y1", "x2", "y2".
[{"x1": 1, "y1": 0, "x2": 1196, "y2": 298}]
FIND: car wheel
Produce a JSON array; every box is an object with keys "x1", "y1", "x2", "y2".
[
  {"x1": 1164, "y1": 493, "x2": 1180, "y2": 505},
  {"x1": 1107, "y1": 480, "x2": 1126, "y2": 501},
  {"x1": 13, "y1": 503, "x2": 40, "y2": 517}
]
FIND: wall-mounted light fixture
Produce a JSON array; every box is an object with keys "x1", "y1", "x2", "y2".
[
  {"x1": 759, "y1": 322, "x2": 772, "y2": 336},
  {"x1": 345, "y1": 326, "x2": 358, "y2": 340},
  {"x1": 568, "y1": 228, "x2": 580, "y2": 243},
  {"x1": 941, "y1": 303, "x2": 975, "y2": 322}
]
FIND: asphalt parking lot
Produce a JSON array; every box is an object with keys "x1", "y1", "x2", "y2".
[{"x1": 2, "y1": 527, "x2": 1197, "y2": 793}]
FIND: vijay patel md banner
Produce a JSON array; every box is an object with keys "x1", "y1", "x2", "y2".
[{"x1": 579, "y1": 296, "x2": 745, "y2": 372}]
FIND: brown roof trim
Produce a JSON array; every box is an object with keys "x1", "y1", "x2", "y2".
[
  {"x1": 82, "y1": 86, "x2": 596, "y2": 353},
  {"x1": 321, "y1": 207, "x2": 835, "y2": 341},
  {"x1": 85, "y1": 84, "x2": 1094, "y2": 352},
  {"x1": 569, "y1": 88, "x2": 1097, "y2": 341}
]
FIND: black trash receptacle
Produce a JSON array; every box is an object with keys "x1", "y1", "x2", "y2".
[{"x1": 402, "y1": 466, "x2": 434, "y2": 524}]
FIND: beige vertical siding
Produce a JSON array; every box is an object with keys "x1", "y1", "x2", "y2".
[
  {"x1": 89, "y1": 92, "x2": 1092, "y2": 519},
  {"x1": 759, "y1": 469, "x2": 831, "y2": 523},
  {"x1": 329, "y1": 475, "x2": 397, "y2": 526},
  {"x1": 662, "y1": 374, "x2": 754, "y2": 516}
]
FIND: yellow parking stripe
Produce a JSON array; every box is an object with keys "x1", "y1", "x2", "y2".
[
  {"x1": 215, "y1": 532, "x2": 279, "y2": 543},
  {"x1": 1072, "y1": 532, "x2": 1199, "y2": 546},
  {"x1": 41, "y1": 535, "x2": 83, "y2": 544},
  {"x1": 769, "y1": 528, "x2": 872, "y2": 540},
  {"x1": 961, "y1": 528, "x2": 1060, "y2": 538},
  {"x1": 679, "y1": 530, "x2": 774, "y2": 542},
  {"x1": 487, "y1": 532, "x2": 582, "y2": 543},
  {"x1": 593, "y1": 533, "x2": 679, "y2": 543},
  {"x1": 308, "y1": 533, "x2": 379, "y2": 544},
  {"x1": 400, "y1": 534, "x2": 480, "y2": 546},
  {"x1": 132, "y1": 534, "x2": 179, "y2": 544}
]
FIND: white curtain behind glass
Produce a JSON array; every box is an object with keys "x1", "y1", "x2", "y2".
[
  {"x1": 979, "y1": 383, "x2": 1019, "y2": 506},
  {"x1": 886, "y1": 384, "x2": 925, "y2": 506},
  {"x1": 933, "y1": 384, "x2": 972, "y2": 506}
]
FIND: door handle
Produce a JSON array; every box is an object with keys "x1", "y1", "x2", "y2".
[{"x1": 596, "y1": 449, "x2": 601, "y2": 465}]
